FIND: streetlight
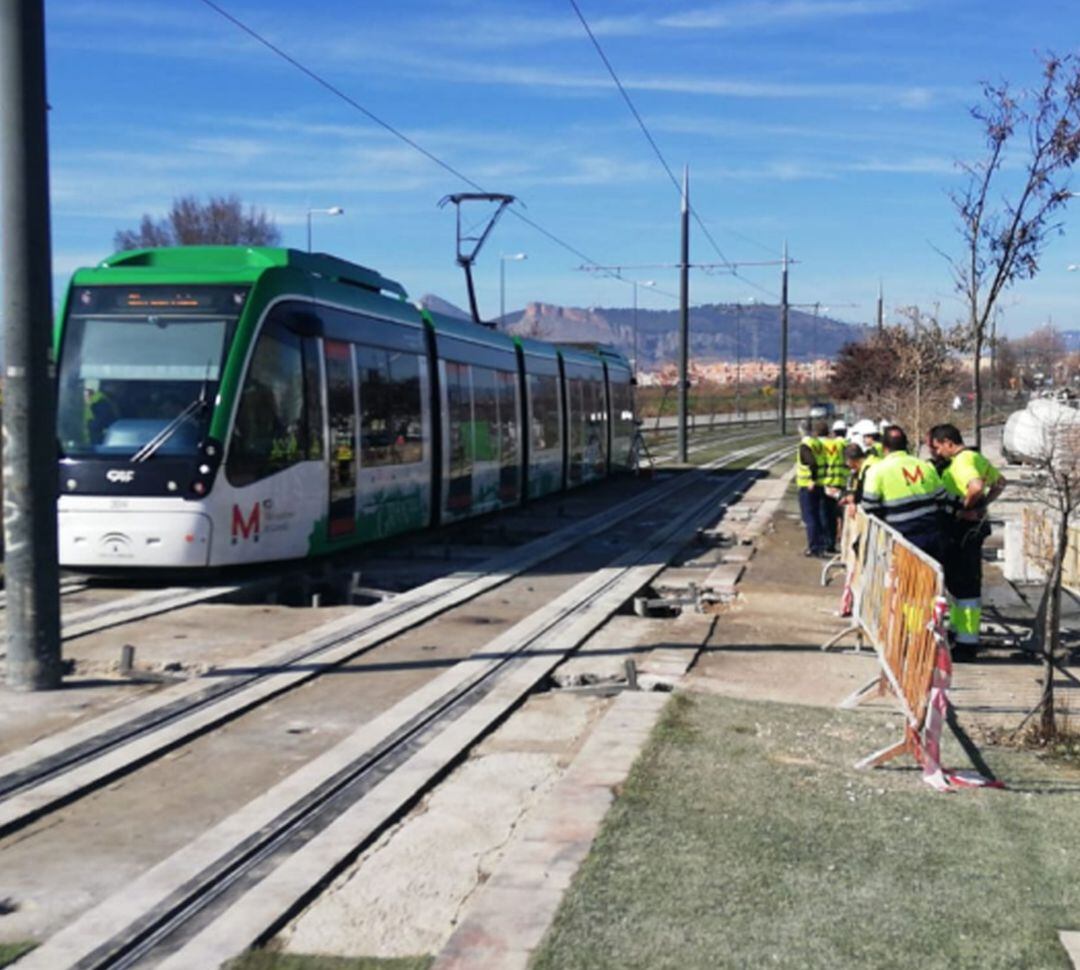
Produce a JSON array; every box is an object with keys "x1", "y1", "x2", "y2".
[
  {"x1": 306, "y1": 206, "x2": 344, "y2": 252},
  {"x1": 500, "y1": 252, "x2": 527, "y2": 324},
  {"x1": 811, "y1": 303, "x2": 829, "y2": 396},
  {"x1": 632, "y1": 279, "x2": 656, "y2": 379}
]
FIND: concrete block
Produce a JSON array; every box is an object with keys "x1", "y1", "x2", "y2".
[
  {"x1": 703, "y1": 563, "x2": 745, "y2": 589},
  {"x1": 1003, "y1": 519, "x2": 1046, "y2": 584}
]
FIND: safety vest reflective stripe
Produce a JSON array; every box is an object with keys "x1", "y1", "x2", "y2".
[
  {"x1": 795, "y1": 436, "x2": 821, "y2": 488},
  {"x1": 861, "y1": 451, "x2": 944, "y2": 530},
  {"x1": 820, "y1": 436, "x2": 846, "y2": 488},
  {"x1": 950, "y1": 597, "x2": 981, "y2": 644}
]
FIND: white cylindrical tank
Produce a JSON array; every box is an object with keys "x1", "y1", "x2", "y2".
[{"x1": 1002, "y1": 396, "x2": 1080, "y2": 466}]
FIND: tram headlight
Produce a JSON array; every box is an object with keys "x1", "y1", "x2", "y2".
[{"x1": 191, "y1": 480, "x2": 207, "y2": 496}]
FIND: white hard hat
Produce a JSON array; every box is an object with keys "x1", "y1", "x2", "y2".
[
  {"x1": 851, "y1": 419, "x2": 877, "y2": 436},
  {"x1": 832, "y1": 419, "x2": 847, "y2": 431},
  {"x1": 878, "y1": 419, "x2": 892, "y2": 434}
]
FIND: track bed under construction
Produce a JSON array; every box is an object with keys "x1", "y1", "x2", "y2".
[{"x1": 1, "y1": 438, "x2": 788, "y2": 969}]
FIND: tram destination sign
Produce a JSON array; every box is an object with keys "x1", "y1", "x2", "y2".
[{"x1": 72, "y1": 286, "x2": 249, "y2": 316}]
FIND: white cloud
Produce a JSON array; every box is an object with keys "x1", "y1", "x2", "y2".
[{"x1": 659, "y1": 0, "x2": 919, "y2": 30}]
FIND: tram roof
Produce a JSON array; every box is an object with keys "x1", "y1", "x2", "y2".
[
  {"x1": 72, "y1": 247, "x2": 408, "y2": 299},
  {"x1": 556, "y1": 343, "x2": 609, "y2": 368},
  {"x1": 422, "y1": 309, "x2": 518, "y2": 354},
  {"x1": 513, "y1": 335, "x2": 560, "y2": 361}
]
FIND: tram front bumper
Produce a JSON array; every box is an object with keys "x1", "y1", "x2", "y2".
[{"x1": 58, "y1": 509, "x2": 213, "y2": 568}]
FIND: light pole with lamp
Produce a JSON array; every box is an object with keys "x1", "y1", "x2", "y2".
[
  {"x1": 500, "y1": 252, "x2": 527, "y2": 325},
  {"x1": 306, "y1": 206, "x2": 344, "y2": 252},
  {"x1": 632, "y1": 278, "x2": 655, "y2": 380}
]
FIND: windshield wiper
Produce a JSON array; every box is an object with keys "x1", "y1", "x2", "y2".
[{"x1": 131, "y1": 381, "x2": 211, "y2": 463}]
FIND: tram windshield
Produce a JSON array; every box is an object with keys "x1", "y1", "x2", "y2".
[{"x1": 57, "y1": 285, "x2": 247, "y2": 459}]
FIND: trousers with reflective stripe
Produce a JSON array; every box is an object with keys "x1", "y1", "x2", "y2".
[{"x1": 945, "y1": 520, "x2": 987, "y2": 646}]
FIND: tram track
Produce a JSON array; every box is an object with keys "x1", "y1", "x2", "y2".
[
  {"x1": 14, "y1": 442, "x2": 789, "y2": 970},
  {"x1": 0, "y1": 437, "x2": 790, "y2": 840},
  {"x1": 0, "y1": 427, "x2": 768, "y2": 661}
]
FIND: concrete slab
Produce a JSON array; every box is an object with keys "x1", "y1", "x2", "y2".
[
  {"x1": 432, "y1": 691, "x2": 668, "y2": 970},
  {"x1": 703, "y1": 562, "x2": 745, "y2": 589},
  {"x1": 1060, "y1": 930, "x2": 1080, "y2": 968},
  {"x1": 278, "y1": 691, "x2": 600, "y2": 959}
]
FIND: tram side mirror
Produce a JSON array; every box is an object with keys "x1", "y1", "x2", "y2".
[{"x1": 286, "y1": 311, "x2": 321, "y2": 338}]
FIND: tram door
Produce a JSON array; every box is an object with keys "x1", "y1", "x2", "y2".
[{"x1": 324, "y1": 340, "x2": 358, "y2": 538}]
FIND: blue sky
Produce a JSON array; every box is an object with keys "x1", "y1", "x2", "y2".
[{"x1": 38, "y1": 0, "x2": 1080, "y2": 336}]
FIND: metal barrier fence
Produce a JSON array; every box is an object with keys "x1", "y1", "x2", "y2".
[{"x1": 825, "y1": 506, "x2": 998, "y2": 790}]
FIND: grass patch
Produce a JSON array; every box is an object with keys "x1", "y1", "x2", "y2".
[
  {"x1": 0, "y1": 943, "x2": 36, "y2": 968},
  {"x1": 531, "y1": 693, "x2": 1080, "y2": 970},
  {"x1": 225, "y1": 952, "x2": 431, "y2": 970}
]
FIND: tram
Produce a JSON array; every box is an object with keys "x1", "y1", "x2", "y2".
[{"x1": 54, "y1": 247, "x2": 636, "y2": 569}]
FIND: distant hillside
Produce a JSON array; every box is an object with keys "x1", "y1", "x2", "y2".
[
  {"x1": 418, "y1": 294, "x2": 472, "y2": 321},
  {"x1": 500, "y1": 301, "x2": 867, "y2": 366}
]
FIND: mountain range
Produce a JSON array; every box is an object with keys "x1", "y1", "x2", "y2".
[{"x1": 420, "y1": 295, "x2": 866, "y2": 367}]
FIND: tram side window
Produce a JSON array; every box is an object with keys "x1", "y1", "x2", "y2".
[
  {"x1": 587, "y1": 379, "x2": 607, "y2": 466},
  {"x1": 471, "y1": 367, "x2": 498, "y2": 462},
  {"x1": 226, "y1": 319, "x2": 309, "y2": 486},
  {"x1": 496, "y1": 369, "x2": 519, "y2": 490},
  {"x1": 303, "y1": 337, "x2": 324, "y2": 460},
  {"x1": 528, "y1": 373, "x2": 560, "y2": 452},
  {"x1": 357, "y1": 345, "x2": 424, "y2": 467},
  {"x1": 445, "y1": 362, "x2": 472, "y2": 505},
  {"x1": 357, "y1": 346, "x2": 391, "y2": 466},
  {"x1": 388, "y1": 351, "x2": 423, "y2": 464},
  {"x1": 567, "y1": 378, "x2": 586, "y2": 464}
]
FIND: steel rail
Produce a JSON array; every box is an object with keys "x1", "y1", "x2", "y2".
[
  {"x1": 0, "y1": 438, "x2": 788, "y2": 836},
  {"x1": 20, "y1": 446, "x2": 789, "y2": 970}
]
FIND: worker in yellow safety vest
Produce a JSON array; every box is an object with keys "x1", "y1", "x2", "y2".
[
  {"x1": 928, "y1": 423, "x2": 1006, "y2": 662},
  {"x1": 860, "y1": 425, "x2": 947, "y2": 561},
  {"x1": 795, "y1": 419, "x2": 827, "y2": 557},
  {"x1": 818, "y1": 419, "x2": 848, "y2": 553}
]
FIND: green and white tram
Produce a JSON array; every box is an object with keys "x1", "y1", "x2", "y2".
[{"x1": 54, "y1": 247, "x2": 636, "y2": 569}]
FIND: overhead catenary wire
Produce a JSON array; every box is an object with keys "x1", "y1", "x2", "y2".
[
  {"x1": 567, "y1": 0, "x2": 779, "y2": 301},
  {"x1": 197, "y1": 0, "x2": 675, "y2": 301}
]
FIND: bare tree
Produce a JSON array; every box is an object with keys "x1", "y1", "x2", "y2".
[
  {"x1": 946, "y1": 53, "x2": 1080, "y2": 450},
  {"x1": 114, "y1": 194, "x2": 281, "y2": 250},
  {"x1": 829, "y1": 323, "x2": 958, "y2": 437},
  {"x1": 1014, "y1": 324, "x2": 1068, "y2": 386},
  {"x1": 1019, "y1": 406, "x2": 1080, "y2": 738}
]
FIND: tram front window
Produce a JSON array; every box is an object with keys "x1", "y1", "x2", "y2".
[{"x1": 57, "y1": 286, "x2": 244, "y2": 459}]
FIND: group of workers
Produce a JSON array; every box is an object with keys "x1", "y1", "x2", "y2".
[{"x1": 796, "y1": 417, "x2": 1006, "y2": 662}]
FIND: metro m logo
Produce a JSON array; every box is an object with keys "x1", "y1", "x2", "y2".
[
  {"x1": 231, "y1": 502, "x2": 261, "y2": 543},
  {"x1": 901, "y1": 466, "x2": 925, "y2": 485}
]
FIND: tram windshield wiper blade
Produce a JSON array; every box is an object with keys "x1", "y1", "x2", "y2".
[{"x1": 130, "y1": 386, "x2": 210, "y2": 463}]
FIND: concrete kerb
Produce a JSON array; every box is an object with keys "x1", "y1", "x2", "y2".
[
  {"x1": 1060, "y1": 930, "x2": 1080, "y2": 968},
  {"x1": 431, "y1": 691, "x2": 669, "y2": 970}
]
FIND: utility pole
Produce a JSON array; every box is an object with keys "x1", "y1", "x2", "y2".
[
  {"x1": 677, "y1": 166, "x2": 690, "y2": 463},
  {"x1": 1, "y1": 0, "x2": 62, "y2": 689},
  {"x1": 778, "y1": 241, "x2": 790, "y2": 435},
  {"x1": 734, "y1": 302, "x2": 742, "y2": 423}
]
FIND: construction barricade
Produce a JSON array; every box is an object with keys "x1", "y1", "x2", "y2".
[{"x1": 825, "y1": 508, "x2": 1001, "y2": 791}]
